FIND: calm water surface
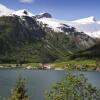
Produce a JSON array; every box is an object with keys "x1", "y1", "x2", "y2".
[{"x1": 0, "y1": 69, "x2": 100, "y2": 100}]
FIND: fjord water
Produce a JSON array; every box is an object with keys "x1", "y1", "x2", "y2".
[{"x1": 0, "y1": 69, "x2": 100, "y2": 100}]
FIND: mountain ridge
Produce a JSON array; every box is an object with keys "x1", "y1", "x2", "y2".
[
  {"x1": 0, "y1": 3, "x2": 100, "y2": 39},
  {"x1": 73, "y1": 16, "x2": 97, "y2": 24}
]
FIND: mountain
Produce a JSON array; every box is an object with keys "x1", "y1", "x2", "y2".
[
  {"x1": 37, "y1": 17, "x2": 100, "y2": 38},
  {"x1": 0, "y1": 3, "x2": 100, "y2": 39},
  {"x1": 69, "y1": 17, "x2": 100, "y2": 38},
  {"x1": 0, "y1": 15, "x2": 88, "y2": 63},
  {"x1": 0, "y1": 4, "x2": 99, "y2": 63},
  {"x1": 38, "y1": 17, "x2": 96, "y2": 47}
]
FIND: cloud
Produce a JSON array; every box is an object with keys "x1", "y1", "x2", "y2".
[{"x1": 20, "y1": 0, "x2": 34, "y2": 3}]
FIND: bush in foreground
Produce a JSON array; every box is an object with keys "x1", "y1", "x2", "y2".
[{"x1": 45, "y1": 74, "x2": 100, "y2": 100}]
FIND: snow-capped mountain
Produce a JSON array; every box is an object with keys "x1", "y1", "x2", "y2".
[
  {"x1": 0, "y1": 3, "x2": 99, "y2": 62},
  {"x1": 37, "y1": 17, "x2": 100, "y2": 38},
  {"x1": 67, "y1": 17, "x2": 100, "y2": 38},
  {"x1": 0, "y1": 3, "x2": 100, "y2": 39}
]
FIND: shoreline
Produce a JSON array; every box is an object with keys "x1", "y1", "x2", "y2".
[
  {"x1": 0, "y1": 66, "x2": 64, "y2": 70},
  {"x1": 0, "y1": 67, "x2": 99, "y2": 71}
]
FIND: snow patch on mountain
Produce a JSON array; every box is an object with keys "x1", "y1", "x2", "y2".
[
  {"x1": 38, "y1": 18, "x2": 64, "y2": 32},
  {"x1": 66, "y1": 17, "x2": 100, "y2": 38},
  {"x1": 0, "y1": 4, "x2": 14, "y2": 16},
  {"x1": 38, "y1": 17, "x2": 100, "y2": 38},
  {"x1": 13, "y1": 9, "x2": 34, "y2": 17},
  {"x1": 73, "y1": 16, "x2": 96, "y2": 24},
  {"x1": 0, "y1": 4, "x2": 34, "y2": 17}
]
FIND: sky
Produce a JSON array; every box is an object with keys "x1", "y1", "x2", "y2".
[{"x1": 0, "y1": 0, "x2": 100, "y2": 20}]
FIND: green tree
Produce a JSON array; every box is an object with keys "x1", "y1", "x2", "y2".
[
  {"x1": 45, "y1": 74, "x2": 100, "y2": 100},
  {"x1": 9, "y1": 77, "x2": 30, "y2": 100}
]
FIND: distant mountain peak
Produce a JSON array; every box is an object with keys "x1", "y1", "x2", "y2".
[
  {"x1": 73, "y1": 16, "x2": 97, "y2": 24},
  {"x1": 35, "y1": 12, "x2": 52, "y2": 19}
]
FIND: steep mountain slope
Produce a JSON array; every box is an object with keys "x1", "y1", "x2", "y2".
[
  {"x1": 37, "y1": 17, "x2": 96, "y2": 48},
  {"x1": 0, "y1": 4, "x2": 99, "y2": 63},
  {"x1": 0, "y1": 16, "x2": 46, "y2": 63},
  {"x1": 0, "y1": 15, "x2": 95, "y2": 63},
  {"x1": 69, "y1": 43, "x2": 100, "y2": 60}
]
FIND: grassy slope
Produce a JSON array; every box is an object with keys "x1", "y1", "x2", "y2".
[
  {"x1": 70, "y1": 43, "x2": 100, "y2": 59},
  {"x1": 53, "y1": 59, "x2": 96, "y2": 69}
]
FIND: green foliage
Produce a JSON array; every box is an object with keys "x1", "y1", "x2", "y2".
[
  {"x1": 45, "y1": 74, "x2": 100, "y2": 100},
  {"x1": 9, "y1": 77, "x2": 30, "y2": 100},
  {"x1": 70, "y1": 43, "x2": 100, "y2": 60},
  {"x1": 53, "y1": 59, "x2": 96, "y2": 70}
]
